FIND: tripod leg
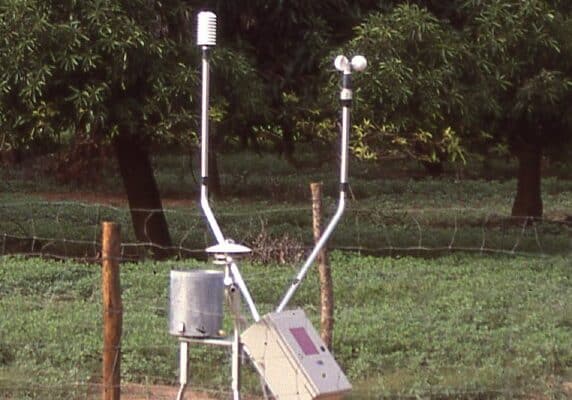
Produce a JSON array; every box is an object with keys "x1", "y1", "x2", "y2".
[
  {"x1": 228, "y1": 285, "x2": 242, "y2": 400},
  {"x1": 231, "y1": 326, "x2": 241, "y2": 400},
  {"x1": 176, "y1": 341, "x2": 189, "y2": 400},
  {"x1": 260, "y1": 375, "x2": 272, "y2": 400}
]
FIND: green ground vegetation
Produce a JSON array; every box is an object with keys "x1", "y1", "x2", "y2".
[
  {"x1": 0, "y1": 151, "x2": 570, "y2": 259},
  {"x1": 0, "y1": 149, "x2": 570, "y2": 398},
  {"x1": 0, "y1": 254, "x2": 570, "y2": 399}
]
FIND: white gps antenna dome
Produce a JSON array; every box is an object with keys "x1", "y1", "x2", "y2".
[{"x1": 197, "y1": 11, "x2": 217, "y2": 47}]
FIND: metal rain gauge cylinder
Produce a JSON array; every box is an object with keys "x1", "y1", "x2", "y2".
[{"x1": 169, "y1": 269, "x2": 224, "y2": 338}]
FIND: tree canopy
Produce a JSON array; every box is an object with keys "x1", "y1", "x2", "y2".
[
  {"x1": 460, "y1": 0, "x2": 572, "y2": 216},
  {"x1": 1, "y1": 0, "x2": 570, "y2": 249},
  {"x1": 336, "y1": 4, "x2": 469, "y2": 165},
  {"x1": 0, "y1": 0, "x2": 200, "y2": 150},
  {"x1": 334, "y1": 0, "x2": 571, "y2": 215}
]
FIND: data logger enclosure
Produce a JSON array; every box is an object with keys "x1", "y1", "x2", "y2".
[{"x1": 242, "y1": 309, "x2": 352, "y2": 400}]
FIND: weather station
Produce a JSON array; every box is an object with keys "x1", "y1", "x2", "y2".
[{"x1": 167, "y1": 11, "x2": 367, "y2": 400}]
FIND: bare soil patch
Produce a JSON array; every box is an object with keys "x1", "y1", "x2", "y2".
[
  {"x1": 86, "y1": 383, "x2": 216, "y2": 400},
  {"x1": 120, "y1": 384, "x2": 214, "y2": 400},
  {"x1": 37, "y1": 191, "x2": 197, "y2": 208}
]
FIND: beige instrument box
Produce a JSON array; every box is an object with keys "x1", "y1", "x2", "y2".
[{"x1": 241, "y1": 309, "x2": 351, "y2": 400}]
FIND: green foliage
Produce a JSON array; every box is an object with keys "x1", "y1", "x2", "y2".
[
  {"x1": 0, "y1": 0, "x2": 337, "y2": 159},
  {"x1": 321, "y1": 4, "x2": 469, "y2": 165},
  {"x1": 0, "y1": 0, "x2": 200, "y2": 152},
  {"x1": 322, "y1": 0, "x2": 572, "y2": 167},
  {"x1": 460, "y1": 0, "x2": 572, "y2": 152},
  {"x1": 203, "y1": 0, "x2": 382, "y2": 149},
  {"x1": 1, "y1": 254, "x2": 571, "y2": 398},
  {"x1": 2, "y1": 0, "x2": 569, "y2": 168}
]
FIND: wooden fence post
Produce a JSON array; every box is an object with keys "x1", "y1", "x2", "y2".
[
  {"x1": 102, "y1": 222, "x2": 122, "y2": 400},
  {"x1": 310, "y1": 183, "x2": 334, "y2": 349}
]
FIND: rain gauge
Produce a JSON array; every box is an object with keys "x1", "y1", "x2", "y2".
[{"x1": 168, "y1": 11, "x2": 367, "y2": 400}]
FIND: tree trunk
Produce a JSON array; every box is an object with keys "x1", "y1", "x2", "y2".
[
  {"x1": 279, "y1": 116, "x2": 297, "y2": 166},
  {"x1": 421, "y1": 160, "x2": 444, "y2": 177},
  {"x1": 114, "y1": 133, "x2": 172, "y2": 259},
  {"x1": 511, "y1": 145, "x2": 543, "y2": 218},
  {"x1": 282, "y1": 129, "x2": 295, "y2": 161},
  {"x1": 238, "y1": 123, "x2": 261, "y2": 154}
]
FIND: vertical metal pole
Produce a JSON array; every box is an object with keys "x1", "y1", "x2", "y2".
[
  {"x1": 200, "y1": 47, "x2": 209, "y2": 183},
  {"x1": 176, "y1": 341, "x2": 189, "y2": 400},
  {"x1": 340, "y1": 71, "x2": 352, "y2": 186},
  {"x1": 276, "y1": 66, "x2": 353, "y2": 313},
  {"x1": 200, "y1": 47, "x2": 225, "y2": 244},
  {"x1": 227, "y1": 282, "x2": 242, "y2": 400},
  {"x1": 231, "y1": 322, "x2": 241, "y2": 400}
]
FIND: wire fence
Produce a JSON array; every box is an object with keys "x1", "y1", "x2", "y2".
[
  {"x1": 0, "y1": 200, "x2": 569, "y2": 261},
  {"x1": 0, "y1": 201, "x2": 570, "y2": 399}
]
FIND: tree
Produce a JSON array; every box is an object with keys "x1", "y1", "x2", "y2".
[
  {"x1": 461, "y1": 0, "x2": 572, "y2": 217},
  {"x1": 336, "y1": 1, "x2": 571, "y2": 217},
  {"x1": 326, "y1": 4, "x2": 468, "y2": 168},
  {"x1": 0, "y1": 0, "x2": 199, "y2": 258}
]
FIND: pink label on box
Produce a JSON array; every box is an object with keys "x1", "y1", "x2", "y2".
[{"x1": 290, "y1": 327, "x2": 319, "y2": 355}]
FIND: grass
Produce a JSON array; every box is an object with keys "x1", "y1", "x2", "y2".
[
  {"x1": 0, "y1": 168, "x2": 570, "y2": 259},
  {"x1": 0, "y1": 254, "x2": 571, "y2": 399},
  {"x1": 0, "y1": 149, "x2": 570, "y2": 259},
  {"x1": 0, "y1": 192, "x2": 568, "y2": 260},
  {"x1": 0, "y1": 148, "x2": 570, "y2": 398}
]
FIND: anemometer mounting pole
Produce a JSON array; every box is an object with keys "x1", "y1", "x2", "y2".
[{"x1": 276, "y1": 55, "x2": 367, "y2": 313}]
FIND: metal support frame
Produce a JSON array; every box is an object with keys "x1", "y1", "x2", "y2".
[
  {"x1": 175, "y1": 341, "x2": 188, "y2": 400},
  {"x1": 276, "y1": 63, "x2": 355, "y2": 313},
  {"x1": 175, "y1": 268, "x2": 244, "y2": 400},
  {"x1": 200, "y1": 47, "x2": 225, "y2": 245},
  {"x1": 175, "y1": 12, "x2": 251, "y2": 400},
  {"x1": 177, "y1": 12, "x2": 366, "y2": 400},
  {"x1": 199, "y1": 46, "x2": 260, "y2": 324}
]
